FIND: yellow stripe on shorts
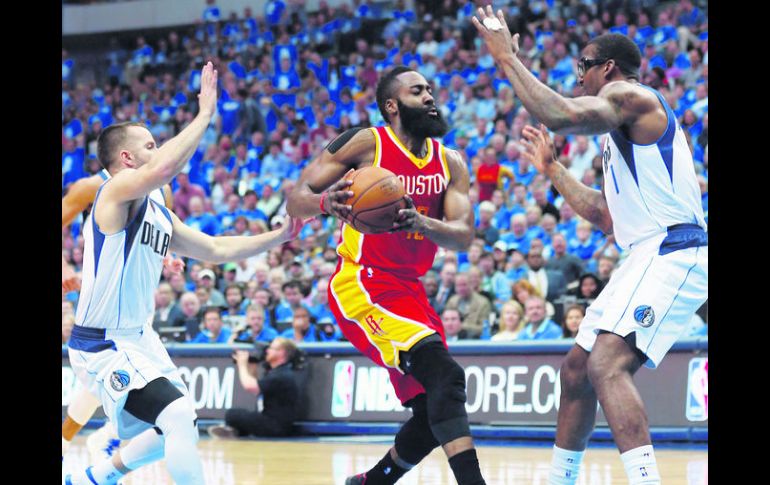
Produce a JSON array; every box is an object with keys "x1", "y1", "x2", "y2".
[{"x1": 329, "y1": 259, "x2": 436, "y2": 371}]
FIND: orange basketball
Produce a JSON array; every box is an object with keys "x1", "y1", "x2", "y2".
[{"x1": 343, "y1": 166, "x2": 407, "y2": 234}]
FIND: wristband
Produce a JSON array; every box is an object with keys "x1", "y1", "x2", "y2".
[{"x1": 319, "y1": 191, "x2": 328, "y2": 214}]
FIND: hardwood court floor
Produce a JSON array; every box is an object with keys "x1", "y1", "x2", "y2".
[{"x1": 63, "y1": 435, "x2": 707, "y2": 484}]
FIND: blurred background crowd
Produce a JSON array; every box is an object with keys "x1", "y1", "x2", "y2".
[{"x1": 62, "y1": 0, "x2": 708, "y2": 347}]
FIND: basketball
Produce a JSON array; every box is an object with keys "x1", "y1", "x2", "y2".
[{"x1": 343, "y1": 166, "x2": 407, "y2": 234}]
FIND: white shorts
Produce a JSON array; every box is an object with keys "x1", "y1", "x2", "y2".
[
  {"x1": 575, "y1": 230, "x2": 708, "y2": 368},
  {"x1": 68, "y1": 324, "x2": 194, "y2": 439}
]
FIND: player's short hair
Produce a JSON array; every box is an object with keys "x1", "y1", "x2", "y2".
[
  {"x1": 96, "y1": 121, "x2": 146, "y2": 171},
  {"x1": 586, "y1": 33, "x2": 642, "y2": 80},
  {"x1": 376, "y1": 66, "x2": 416, "y2": 122}
]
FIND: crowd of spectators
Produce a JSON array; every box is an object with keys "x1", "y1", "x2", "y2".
[{"x1": 62, "y1": 0, "x2": 709, "y2": 346}]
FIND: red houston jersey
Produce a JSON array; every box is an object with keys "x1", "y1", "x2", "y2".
[
  {"x1": 336, "y1": 126, "x2": 452, "y2": 279},
  {"x1": 476, "y1": 163, "x2": 501, "y2": 201}
]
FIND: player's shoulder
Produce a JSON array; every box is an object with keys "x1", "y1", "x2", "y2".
[
  {"x1": 325, "y1": 126, "x2": 375, "y2": 155},
  {"x1": 598, "y1": 81, "x2": 660, "y2": 112}
]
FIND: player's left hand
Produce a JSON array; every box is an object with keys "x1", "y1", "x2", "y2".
[
  {"x1": 280, "y1": 215, "x2": 311, "y2": 242},
  {"x1": 163, "y1": 255, "x2": 185, "y2": 274},
  {"x1": 520, "y1": 124, "x2": 557, "y2": 175},
  {"x1": 390, "y1": 195, "x2": 427, "y2": 233},
  {"x1": 471, "y1": 6, "x2": 519, "y2": 62}
]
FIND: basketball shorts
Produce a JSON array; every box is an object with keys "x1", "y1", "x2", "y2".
[
  {"x1": 575, "y1": 227, "x2": 708, "y2": 368},
  {"x1": 68, "y1": 323, "x2": 195, "y2": 439},
  {"x1": 329, "y1": 258, "x2": 447, "y2": 404}
]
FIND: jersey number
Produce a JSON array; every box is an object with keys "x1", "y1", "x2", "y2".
[{"x1": 406, "y1": 206, "x2": 429, "y2": 240}]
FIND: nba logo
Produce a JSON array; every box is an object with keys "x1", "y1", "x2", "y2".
[
  {"x1": 685, "y1": 358, "x2": 708, "y2": 421},
  {"x1": 331, "y1": 360, "x2": 355, "y2": 418}
]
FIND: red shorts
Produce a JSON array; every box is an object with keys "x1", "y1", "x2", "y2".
[{"x1": 328, "y1": 259, "x2": 447, "y2": 404}]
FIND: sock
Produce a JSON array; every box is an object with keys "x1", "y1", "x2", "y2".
[
  {"x1": 448, "y1": 449, "x2": 485, "y2": 485},
  {"x1": 548, "y1": 445, "x2": 585, "y2": 484},
  {"x1": 69, "y1": 461, "x2": 123, "y2": 485},
  {"x1": 63, "y1": 437, "x2": 71, "y2": 456},
  {"x1": 364, "y1": 449, "x2": 411, "y2": 484},
  {"x1": 156, "y1": 397, "x2": 205, "y2": 485},
  {"x1": 120, "y1": 428, "x2": 165, "y2": 470},
  {"x1": 620, "y1": 445, "x2": 661, "y2": 485}
]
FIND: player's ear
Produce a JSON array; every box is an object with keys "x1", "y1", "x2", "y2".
[
  {"x1": 385, "y1": 98, "x2": 398, "y2": 118},
  {"x1": 119, "y1": 150, "x2": 135, "y2": 168}
]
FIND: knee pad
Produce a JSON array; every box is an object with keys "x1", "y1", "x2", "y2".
[
  {"x1": 407, "y1": 342, "x2": 470, "y2": 444},
  {"x1": 124, "y1": 377, "x2": 185, "y2": 425},
  {"x1": 394, "y1": 394, "x2": 439, "y2": 465},
  {"x1": 155, "y1": 397, "x2": 200, "y2": 444}
]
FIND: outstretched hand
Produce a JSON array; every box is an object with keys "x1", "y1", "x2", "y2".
[
  {"x1": 197, "y1": 61, "x2": 219, "y2": 118},
  {"x1": 520, "y1": 124, "x2": 557, "y2": 174},
  {"x1": 280, "y1": 215, "x2": 313, "y2": 242},
  {"x1": 321, "y1": 169, "x2": 355, "y2": 222},
  {"x1": 471, "y1": 5, "x2": 519, "y2": 62}
]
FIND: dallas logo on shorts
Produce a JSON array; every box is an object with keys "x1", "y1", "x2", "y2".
[
  {"x1": 110, "y1": 370, "x2": 131, "y2": 392},
  {"x1": 633, "y1": 305, "x2": 655, "y2": 327}
]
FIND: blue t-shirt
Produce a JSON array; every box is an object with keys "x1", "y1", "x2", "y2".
[
  {"x1": 265, "y1": 0, "x2": 286, "y2": 26},
  {"x1": 280, "y1": 327, "x2": 319, "y2": 343},
  {"x1": 517, "y1": 319, "x2": 562, "y2": 340},
  {"x1": 62, "y1": 148, "x2": 86, "y2": 187},
  {"x1": 217, "y1": 209, "x2": 244, "y2": 231},
  {"x1": 190, "y1": 327, "x2": 232, "y2": 344},
  {"x1": 185, "y1": 213, "x2": 220, "y2": 236},
  {"x1": 234, "y1": 326, "x2": 278, "y2": 343}
]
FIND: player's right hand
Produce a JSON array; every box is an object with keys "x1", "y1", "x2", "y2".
[
  {"x1": 197, "y1": 61, "x2": 219, "y2": 118},
  {"x1": 520, "y1": 124, "x2": 557, "y2": 175},
  {"x1": 322, "y1": 169, "x2": 355, "y2": 222}
]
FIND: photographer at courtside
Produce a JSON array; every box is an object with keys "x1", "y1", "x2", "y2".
[{"x1": 208, "y1": 337, "x2": 302, "y2": 438}]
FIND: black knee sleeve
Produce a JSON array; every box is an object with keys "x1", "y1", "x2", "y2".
[
  {"x1": 405, "y1": 342, "x2": 470, "y2": 445},
  {"x1": 124, "y1": 377, "x2": 184, "y2": 424},
  {"x1": 394, "y1": 394, "x2": 440, "y2": 465}
]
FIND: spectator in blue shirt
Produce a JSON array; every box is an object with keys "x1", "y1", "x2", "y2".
[
  {"x1": 259, "y1": 141, "x2": 293, "y2": 183},
  {"x1": 241, "y1": 189, "x2": 269, "y2": 222},
  {"x1": 231, "y1": 304, "x2": 279, "y2": 344},
  {"x1": 568, "y1": 220, "x2": 600, "y2": 262},
  {"x1": 190, "y1": 307, "x2": 233, "y2": 344},
  {"x1": 517, "y1": 296, "x2": 563, "y2": 340},
  {"x1": 500, "y1": 213, "x2": 532, "y2": 254},
  {"x1": 185, "y1": 196, "x2": 220, "y2": 236},
  {"x1": 280, "y1": 305, "x2": 319, "y2": 343},
  {"x1": 274, "y1": 280, "x2": 307, "y2": 326},
  {"x1": 217, "y1": 193, "x2": 244, "y2": 233}
]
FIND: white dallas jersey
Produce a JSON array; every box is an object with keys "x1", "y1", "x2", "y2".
[
  {"x1": 75, "y1": 173, "x2": 172, "y2": 330},
  {"x1": 600, "y1": 85, "x2": 706, "y2": 250}
]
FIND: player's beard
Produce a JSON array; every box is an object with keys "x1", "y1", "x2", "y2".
[{"x1": 397, "y1": 100, "x2": 449, "y2": 138}]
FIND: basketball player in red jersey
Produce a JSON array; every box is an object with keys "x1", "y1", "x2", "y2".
[{"x1": 288, "y1": 66, "x2": 485, "y2": 485}]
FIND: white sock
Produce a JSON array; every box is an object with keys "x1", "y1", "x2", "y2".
[
  {"x1": 62, "y1": 437, "x2": 71, "y2": 456},
  {"x1": 548, "y1": 445, "x2": 585, "y2": 485},
  {"x1": 156, "y1": 397, "x2": 205, "y2": 485},
  {"x1": 69, "y1": 461, "x2": 123, "y2": 485},
  {"x1": 620, "y1": 445, "x2": 661, "y2": 485}
]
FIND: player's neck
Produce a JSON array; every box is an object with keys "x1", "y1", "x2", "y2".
[{"x1": 389, "y1": 124, "x2": 428, "y2": 158}]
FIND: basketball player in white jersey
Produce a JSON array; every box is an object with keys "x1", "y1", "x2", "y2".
[
  {"x1": 65, "y1": 61, "x2": 305, "y2": 485},
  {"x1": 62, "y1": 171, "x2": 179, "y2": 465},
  {"x1": 473, "y1": 8, "x2": 707, "y2": 485}
]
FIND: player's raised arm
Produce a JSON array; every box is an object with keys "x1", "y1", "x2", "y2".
[
  {"x1": 286, "y1": 128, "x2": 375, "y2": 220},
  {"x1": 390, "y1": 149, "x2": 474, "y2": 251},
  {"x1": 168, "y1": 211, "x2": 305, "y2": 264},
  {"x1": 520, "y1": 124, "x2": 613, "y2": 234},
  {"x1": 471, "y1": 6, "x2": 654, "y2": 135},
  {"x1": 102, "y1": 62, "x2": 218, "y2": 204}
]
